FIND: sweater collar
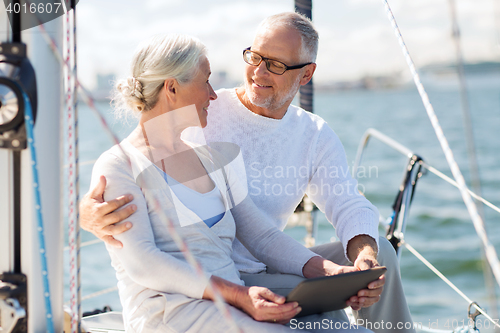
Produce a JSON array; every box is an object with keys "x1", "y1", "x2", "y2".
[{"x1": 229, "y1": 88, "x2": 292, "y2": 129}]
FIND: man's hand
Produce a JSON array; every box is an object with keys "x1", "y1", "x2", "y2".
[
  {"x1": 302, "y1": 256, "x2": 358, "y2": 278},
  {"x1": 80, "y1": 175, "x2": 136, "y2": 248},
  {"x1": 348, "y1": 234, "x2": 379, "y2": 270},
  {"x1": 346, "y1": 234, "x2": 385, "y2": 310},
  {"x1": 302, "y1": 234, "x2": 385, "y2": 311},
  {"x1": 346, "y1": 273, "x2": 385, "y2": 310}
]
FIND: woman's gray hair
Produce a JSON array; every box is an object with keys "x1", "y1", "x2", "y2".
[
  {"x1": 113, "y1": 34, "x2": 207, "y2": 117},
  {"x1": 257, "y1": 12, "x2": 319, "y2": 63}
]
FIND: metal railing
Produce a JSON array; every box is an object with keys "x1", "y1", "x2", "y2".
[{"x1": 352, "y1": 128, "x2": 500, "y2": 331}]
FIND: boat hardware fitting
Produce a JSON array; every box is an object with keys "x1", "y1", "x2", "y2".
[{"x1": 0, "y1": 273, "x2": 27, "y2": 333}]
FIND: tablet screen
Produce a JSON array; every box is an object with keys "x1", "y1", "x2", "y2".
[{"x1": 286, "y1": 267, "x2": 387, "y2": 317}]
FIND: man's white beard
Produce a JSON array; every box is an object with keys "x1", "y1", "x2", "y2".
[{"x1": 246, "y1": 78, "x2": 301, "y2": 112}]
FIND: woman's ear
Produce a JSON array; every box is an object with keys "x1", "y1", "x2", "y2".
[{"x1": 164, "y1": 78, "x2": 178, "y2": 102}]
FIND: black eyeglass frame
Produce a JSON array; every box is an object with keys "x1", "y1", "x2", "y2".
[{"x1": 243, "y1": 47, "x2": 313, "y2": 75}]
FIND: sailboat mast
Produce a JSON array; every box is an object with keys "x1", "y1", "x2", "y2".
[
  {"x1": 294, "y1": 0, "x2": 314, "y2": 113},
  {"x1": 0, "y1": 4, "x2": 64, "y2": 332},
  {"x1": 23, "y1": 16, "x2": 64, "y2": 332}
]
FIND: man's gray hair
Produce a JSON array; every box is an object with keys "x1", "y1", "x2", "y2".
[{"x1": 258, "y1": 12, "x2": 319, "y2": 63}]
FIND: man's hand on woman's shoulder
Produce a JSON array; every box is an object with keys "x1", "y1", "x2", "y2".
[{"x1": 80, "y1": 175, "x2": 136, "y2": 248}]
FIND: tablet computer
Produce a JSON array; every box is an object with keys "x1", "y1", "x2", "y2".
[{"x1": 286, "y1": 267, "x2": 387, "y2": 317}]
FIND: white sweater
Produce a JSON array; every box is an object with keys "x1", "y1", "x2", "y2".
[{"x1": 187, "y1": 88, "x2": 380, "y2": 273}]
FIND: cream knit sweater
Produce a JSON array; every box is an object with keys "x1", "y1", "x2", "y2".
[{"x1": 188, "y1": 88, "x2": 380, "y2": 273}]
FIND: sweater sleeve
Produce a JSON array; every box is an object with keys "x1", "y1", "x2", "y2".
[
  {"x1": 231, "y1": 197, "x2": 318, "y2": 276},
  {"x1": 91, "y1": 150, "x2": 211, "y2": 299},
  {"x1": 221, "y1": 149, "x2": 318, "y2": 276},
  {"x1": 306, "y1": 126, "x2": 380, "y2": 260}
]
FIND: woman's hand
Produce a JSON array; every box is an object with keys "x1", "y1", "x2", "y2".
[
  {"x1": 203, "y1": 276, "x2": 301, "y2": 324},
  {"x1": 236, "y1": 286, "x2": 301, "y2": 324}
]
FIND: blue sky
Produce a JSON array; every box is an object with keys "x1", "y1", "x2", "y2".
[{"x1": 1, "y1": 0, "x2": 499, "y2": 88}]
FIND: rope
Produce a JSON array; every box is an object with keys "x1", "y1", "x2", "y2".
[
  {"x1": 72, "y1": 2, "x2": 82, "y2": 332},
  {"x1": 77, "y1": 84, "x2": 121, "y2": 145},
  {"x1": 80, "y1": 286, "x2": 118, "y2": 303},
  {"x1": 64, "y1": 286, "x2": 118, "y2": 305},
  {"x1": 64, "y1": 6, "x2": 81, "y2": 333},
  {"x1": 64, "y1": 239, "x2": 101, "y2": 252},
  {"x1": 382, "y1": 0, "x2": 500, "y2": 288},
  {"x1": 36, "y1": 21, "x2": 121, "y2": 146},
  {"x1": 24, "y1": 92, "x2": 55, "y2": 332},
  {"x1": 403, "y1": 241, "x2": 500, "y2": 330},
  {"x1": 64, "y1": 159, "x2": 97, "y2": 169}
]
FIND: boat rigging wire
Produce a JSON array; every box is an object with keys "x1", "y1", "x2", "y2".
[
  {"x1": 446, "y1": 0, "x2": 498, "y2": 319},
  {"x1": 24, "y1": 92, "x2": 55, "y2": 333},
  {"x1": 382, "y1": 0, "x2": 500, "y2": 288},
  {"x1": 403, "y1": 241, "x2": 500, "y2": 330},
  {"x1": 353, "y1": 129, "x2": 500, "y2": 216},
  {"x1": 355, "y1": 128, "x2": 500, "y2": 330},
  {"x1": 447, "y1": 0, "x2": 485, "y2": 219},
  {"x1": 421, "y1": 162, "x2": 500, "y2": 215}
]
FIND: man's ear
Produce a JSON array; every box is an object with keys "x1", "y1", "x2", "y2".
[{"x1": 299, "y1": 63, "x2": 317, "y2": 86}]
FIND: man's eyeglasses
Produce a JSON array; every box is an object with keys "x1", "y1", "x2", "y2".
[{"x1": 242, "y1": 47, "x2": 313, "y2": 75}]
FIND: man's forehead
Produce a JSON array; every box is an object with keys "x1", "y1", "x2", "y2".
[{"x1": 252, "y1": 26, "x2": 302, "y2": 63}]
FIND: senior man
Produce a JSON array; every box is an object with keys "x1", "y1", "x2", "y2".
[{"x1": 81, "y1": 12, "x2": 415, "y2": 333}]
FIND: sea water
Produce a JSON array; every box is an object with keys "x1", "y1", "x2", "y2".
[{"x1": 65, "y1": 73, "x2": 500, "y2": 331}]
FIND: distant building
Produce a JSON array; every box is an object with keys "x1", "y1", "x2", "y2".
[
  {"x1": 210, "y1": 71, "x2": 241, "y2": 90},
  {"x1": 91, "y1": 73, "x2": 115, "y2": 101},
  {"x1": 419, "y1": 61, "x2": 500, "y2": 76},
  {"x1": 315, "y1": 71, "x2": 405, "y2": 92}
]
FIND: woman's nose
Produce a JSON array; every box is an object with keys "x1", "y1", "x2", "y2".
[{"x1": 209, "y1": 83, "x2": 217, "y2": 100}]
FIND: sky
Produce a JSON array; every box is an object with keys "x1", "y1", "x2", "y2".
[{"x1": 1, "y1": 0, "x2": 500, "y2": 89}]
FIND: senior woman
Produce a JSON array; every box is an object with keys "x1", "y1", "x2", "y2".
[{"x1": 91, "y1": 34, "x2": 372, "y2": 332}]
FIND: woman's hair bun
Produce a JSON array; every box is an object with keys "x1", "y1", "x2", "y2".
[{"x1": 115, "y1": 76, "x2": 146, "y2": 112}]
